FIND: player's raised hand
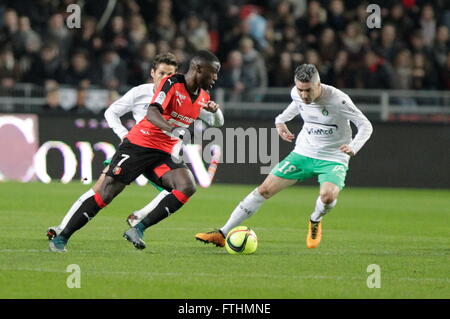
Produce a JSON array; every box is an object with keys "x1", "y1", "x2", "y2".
[
  {"x1": 339, "y1": 144, "x2": 355, "y2": 156},
  {"x1": 204, "y1": 100, "x2": 219, "y2": 113},
  {"x1": 276, "y1": 123, "x2": 295, "y2": 142}
]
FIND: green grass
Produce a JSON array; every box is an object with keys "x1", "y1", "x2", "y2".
[{"x1": 0, "y1": 182, "x2": 449, "y2": 299}]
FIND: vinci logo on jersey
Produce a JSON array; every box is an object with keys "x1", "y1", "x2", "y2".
[{"x1": 306, "y1": 127, "x2": 335, "y2": 135}]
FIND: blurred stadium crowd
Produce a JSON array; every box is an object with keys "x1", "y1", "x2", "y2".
[{"x1": 0, "y1": 0, "x2": 449, "y2": 109}]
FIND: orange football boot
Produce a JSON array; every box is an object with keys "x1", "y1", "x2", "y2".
[
  {"x1": 195, "y1": 230, "x2": 225, "y2": 247},
  {"x1": 306, "y1": 220, "x2": 322, "y2": 248}
]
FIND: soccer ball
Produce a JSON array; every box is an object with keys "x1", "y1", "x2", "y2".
[{"x1": 225, "y1": 226, "x2": 258, "y2": 255}]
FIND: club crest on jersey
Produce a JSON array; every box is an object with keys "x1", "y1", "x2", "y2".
[
  {"x1": 112, "y1": 166, "x2": 122, "y2": 175},
  {"x1": 322, "y1": 108, "x2": 329, "y2": 116}
]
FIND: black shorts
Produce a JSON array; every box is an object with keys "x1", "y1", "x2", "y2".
[{"x1": 106, "y1": 139, "x2": 187, "y2": 189}]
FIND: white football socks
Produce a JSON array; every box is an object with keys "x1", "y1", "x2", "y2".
[
  {"x1": 220, "y1": 188, "x2": 266, "y2": 236},
  {"x1": 133, "y1": 190, "x2": 170, "y2": 221},
  {"x1": 310, "y1": 196, "x2": 337, "y2": 222}
]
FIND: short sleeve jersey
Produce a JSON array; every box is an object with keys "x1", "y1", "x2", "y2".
[{"x1": 126, "y1": 74, "x2": 210, "y2": 154}]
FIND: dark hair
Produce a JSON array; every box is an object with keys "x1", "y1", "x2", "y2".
[
  {"x1": 190, "y1": 50, "x2": 220, "y2": 67},
  {"x1": 151, "y1": 52, "x2": 178, "y2": 70},
  {"x1": 294, "y1": 64, "x2": 320, "y2": 83}
]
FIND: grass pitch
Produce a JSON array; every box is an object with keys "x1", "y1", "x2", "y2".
[{"x1": 0, "y1": 181, "x2": 449, "y2": 299}]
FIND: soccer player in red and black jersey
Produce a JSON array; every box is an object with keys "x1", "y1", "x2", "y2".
[{"x1": 49, "y1": 50, "x2": 221, "y2": 252}]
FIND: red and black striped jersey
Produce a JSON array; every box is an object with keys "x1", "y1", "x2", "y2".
[{"x1": 126, "y1": 73, "x2": 210, "y2": 154}]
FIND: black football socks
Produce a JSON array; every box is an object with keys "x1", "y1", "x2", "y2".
[
  {"x1": 135, "y1": 190, "x2": 190, "y2": 232},
  {"x1": 59, "y1": 193, "x2": 107, "y2": 240}
]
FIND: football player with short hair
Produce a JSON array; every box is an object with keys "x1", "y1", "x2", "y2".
[
  {"x1": 48, "y1": 51, "x2": 223, "y2": 252},
  {"x1": 195, "y1": 64, "x2": 373, "y2": 249}
]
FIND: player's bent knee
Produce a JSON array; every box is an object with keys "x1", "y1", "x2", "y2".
[
  {"x1": 320, "y1": 192, "x2": 337, "y2": 204},
  {"x1": 99, "y1": 176, "x2": 126, "y2": 204},
  {"x1": 178, "y1": 183, "x2": 196, "y2": 197},
  {"x1": 257, "y1": 185, "x2": 273, "y2": 199}
]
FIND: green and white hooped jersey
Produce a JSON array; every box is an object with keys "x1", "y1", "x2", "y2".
[{"x1": 275, "y1": 84, "x2": 373, "y2": 166}]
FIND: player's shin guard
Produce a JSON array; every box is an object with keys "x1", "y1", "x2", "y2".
[
  {"x1": 220, "y1": 188, "x2": 266, "y2": 236},
  {"x1": 136, "y1": 190, "x2": 190, "y2": 231},
  {"x1": 310, "y1": 196, "x2": 337, "y2": 222},
  {"x1": 57, "y1": 189, "x2": 96, "y2": 232},
  {"x1": 59, "y1": 192, "x2": 107, "y2": 240},
  {"x1": 133, "y1": 189, "x2": 170, "y2": 220}
]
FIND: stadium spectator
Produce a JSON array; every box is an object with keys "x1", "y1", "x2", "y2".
[
  {"x1": 26, "y1": 43, "x2": 63, "y2": 85},
  {"x1": 180, "y1": 14, "x2": 210, "y2": 51},
  {"x1": 440, "y1": 52, "x2": 450, "y2": 90},
  {"x1": 69, "y1": 86, "x2": 90, "y2": 114},
  {"x1": 72, "y1": 16, "x2": 97, "y2": 53},
  {"x1": 391, "y1": 49, "x2": 413, "y2": 89},
  {"x1": 411, "y1": 52, "x2": 438, "y2": 90},
  {"x1": 374, "y1": 24, "x2": 403, "y2": 62},
  {"x1": 0, "y1": 46, "x2": 21, "y2": 88},
  {"x1": 244, "y1": 5, "x2": 269, "y2": 50},
  {"x1": 128, "y1": 41, "x2": 157, "y2": 86},
  {"x1": 153, "y1": 13, "x2": 177, "y2": 43},
  {"x1": 45, "y1": 13, "x2": 71, "y2": 60},
  {"x1": 106, "y1": 15, "x2": 130, "y2": 59},
  {"x1": 270, "y1": 51, "x2": 295, "y2": 87},
  {"x1": 12, "y1": 16, "x2": 41, "y2": 57},
  {"x1": 341, "y1": 22, "x2": 368, "y2": 60},
  {"x1": 420, "y1": 4, "x2": 437, "y2": 47},
  {"x1": 271, "y1": 0, "x2": 296, "y2": 33},
  {"x1": 295, "y1": 0, "x2": 327, "y2": 46},
  {"x1": 326, "y1": 50, "x2": 356, "y2": 88},
  {"x1": 327, "y1": 0, "x2": 347, "y2": 33},
  {"x1": 238, "y1": 36, "x2": 268, "y2": 101},
  {"x1": 217, "y1": 50, "x2": 245, "y2": 102},
  {"x1": 357, "y1": 50, "x2": 392, "y2": 89},
  {"x1": 0, "y1": 0, "x2": 447, "y2": 96},
  {"x1": 409, "y1": 29, "x2": 433, "y2": 61},
  {"x1": 172, "y1": 48, "x2": 190, "y2": 73},
  {"x1": 0, "y1": 8, "x2": 18, "y2": 47},
  {"x1": 99, "y1": 48, "x2": 127, "y2": 89},
  {"x1": 433, "y1": 25, "x2": 449, "y2": 68},
  {"x1": 128, "y1": 14, "x2": 148, "y2": 52},
  {"x1": 385, "y1": 3, "x2": 415, "y2": 37},
  {"x1": 317, "y1": 27, "x2": 340, "y2": 64},
  {"x1": 220, "y1": 16, "x2": 261, "y2": 61},
  {"x1": 156, "y1": 39, "x2": 170, "y2": 53},
  {"x1": 216, "y1": 4, "x2": 241, "y2": 60},
  {"x1": 62, "y1": 50, "x2": 98, "y2": 88},
  {"x1": 42, "y1": 84, "x2": 64, "y2": 112}
]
